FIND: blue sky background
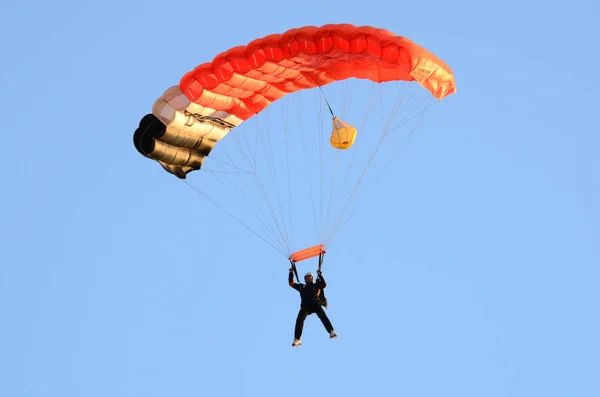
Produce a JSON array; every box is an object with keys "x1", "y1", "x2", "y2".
[{"x1": 1, "y1": 0, "x2": 599, "y2": 396}]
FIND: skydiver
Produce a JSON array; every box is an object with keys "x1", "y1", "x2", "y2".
[{"x1": 288, "y1": 266, "x2": 338, "y2": 347}]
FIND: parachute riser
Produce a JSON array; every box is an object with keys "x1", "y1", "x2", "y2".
[
  {"x1": 290, "y1": 260, "x2": 300, "y2": 283},
  {"x1": 318, "y1": 252, "x2": 324, "y2": 274}
]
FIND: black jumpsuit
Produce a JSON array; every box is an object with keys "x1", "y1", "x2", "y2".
[{"x1": 288, "y1": 271, "x2": 334, "y2": 339}]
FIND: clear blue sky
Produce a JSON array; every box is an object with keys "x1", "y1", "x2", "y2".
[{"x1": 2, "y1": 0, "x2": 599, "y2": 396}]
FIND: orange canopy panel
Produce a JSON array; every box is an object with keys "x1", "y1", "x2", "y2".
[{"x1": 289, "y1": 244, "x2": 326, "y2": 262}]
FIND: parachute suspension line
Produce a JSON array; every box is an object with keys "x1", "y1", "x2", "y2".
[
  {"x1": 333, "y1": 79, "x2": 367, "y2": 226},
  {"x1": 297, "y1": 92, "x2": 322, "y2": 244},
  {"x1": 190, "y1": 123, "x2": 284, "y2": 249},
  {"x1": 217, "y1": 122, "x2": 286, "y2": 247},
  {"x1": 382, "y1": 80, "x2": 438, "y2": 137},
  {"x1": 327, "y1": 84, "x2": 395, "y2": 241},
  {"x1": 235, "y1": 120, "x2": 258, "y2": 171},
  {"x1": 217, "y1": 113, "x2": 292, "y2": 255},
  {"x1": 308, "y1": 88, "x2": 324, "y2": 243},
  {"x1": 237, "y1": 135, "x2": 290, "y2": 248},
  {"x1": 323, "y1": 136, "x2": 342, "y2": 242},
  {"x1": 330, "y1": 82, "x2": 377, "y2": 201},
  {"x1": 379, "y1": 81, "x2": 402, "y2": 135},
  {"x1": 341, "y1": 79, "x2": 357, "y2": 120},
  {"x1": 252, "y1": 115, "x2": 260, "y2": 171},
  {"x1": 323, "y1": 83, "x2": 379, "y2": 246},
  {"x1": 384, "y1": 89, "x2": 417, "y2": 136},
  {"x1": 262, "y1": 107, "x2": 293, "y2": 254},
  {"x1": 316, "y1": 84, "x2": 346, "y2": 243},
  {"x1": 317, "y1": 88, "x2": 325, "y2": 243},
  {"x1": 327, "y1": 80, "x2": 369, "y2": 231},
  {"x1": 202, "y1": 128, "x2": 255, "y2": 175},
  {"x1": 319, "y1": 80, "x2": 391, "y2": 251},
  {"x1": 199, "y1": 156, "x2": 253, "y2": 174},
  {"x1": 318, "y1": 82, "x2": 363, "y2": 242},
  {"x1": 282, "y1": 100, "x2": 295, "y2": 253},
  {"x1": 325, "y1": 83, "x2": 435, "y2": 248},
  {"x1": 324, "y1": 133, "x2": 387, "y2": 248},
  {"x1": 252, "y1": 113, "x2": 292, "y2": 254},
  {"x1": 324, "y1": 83, "x2": 406, "y2": 248},
  {"x1": 318, "y1": 85, "x2": 335, "y2": 117},
  {"x1": 202, "y1": 152, "x2": 284, "y2": 248},
  {"x1": 387, "y1": 96, "x2": 437, "y2": 136},
  {"x1": 199, "y1": 169, "x2": 253, "y2": 175},
  {"x1": 322, "y1": 80, "x2": 357, "y2": 244},
  {"x1": 181, "y1": 179, "x2": 288, "y2": 257}
]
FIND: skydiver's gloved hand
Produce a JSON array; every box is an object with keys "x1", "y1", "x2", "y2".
[{"x1": 316, "y1": 270, "x2": 325, "y2": 285}]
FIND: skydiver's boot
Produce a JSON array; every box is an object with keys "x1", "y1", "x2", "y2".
[
  {"x1": 330, "y1": 330, "x2": 338, "y2": 339},
  {"x1": 292, "y1": 338, "x2": 302, "y2": 347}
]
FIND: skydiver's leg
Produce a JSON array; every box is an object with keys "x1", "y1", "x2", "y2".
[
  {"x1": 314, "y1": 305, "x2": 335, "y2": 335},
  {"x1": 294, "y1": 307, "x2": 309, "y2": 340}
]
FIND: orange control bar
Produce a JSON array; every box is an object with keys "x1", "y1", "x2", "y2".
[{"x1": 289, "y1": 244, "x2": 325, "y2": 263}]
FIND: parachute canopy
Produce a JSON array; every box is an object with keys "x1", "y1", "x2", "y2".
[
  {"x1": 133, "y1": 23, "x2": 456, "y2": 179},
  {"x1": 133, "y1": 23, "x2": 456, "y2": 258}
]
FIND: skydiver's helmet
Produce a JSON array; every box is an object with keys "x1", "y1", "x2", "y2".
[{"x1": 304, "y1": 272, "x2": 314, "y2": 284}]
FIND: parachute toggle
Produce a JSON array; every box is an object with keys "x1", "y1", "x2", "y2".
[
  {"x1": 289, "y1": 244, "x2": 326, "y2": 263},
  {"x1": 330, "y1": 117, "x2": 357, "y2": 150}
]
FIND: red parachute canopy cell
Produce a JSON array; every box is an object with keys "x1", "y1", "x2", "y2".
[{"x1": 179, "y1": 23, "x2": 456, "y2": 122}]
